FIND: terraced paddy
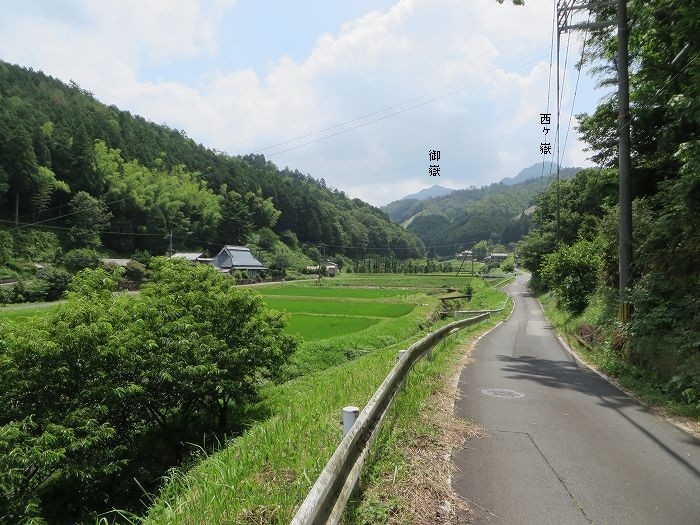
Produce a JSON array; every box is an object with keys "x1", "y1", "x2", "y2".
[
  {"x1": 256, "y1": 285, "x2": 414, "y2": 299},
  {"x1": 262, "y1": 296, "x2": 414, "y2": 318},
  {"x1": 258, "y1": 283, "x2": 417, "y2": 342}
]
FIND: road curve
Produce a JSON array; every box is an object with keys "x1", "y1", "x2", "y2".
[{"x1": 452, "y1": 272, "x2": 700, "y2": 524}]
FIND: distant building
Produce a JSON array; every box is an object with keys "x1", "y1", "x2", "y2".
[
  {"x1": 170, "y1": 252, "x2": 209, "y2": 263},
  {"x1": 305, "y1": 261, "x2": 338, "y2": 276},
  {"x1": 456, "y1": 250, "x2": 473, "y2": 260},
  {"x1": 102, "y1": 258, "x2": 132, "y2": 267},
  {"x1": 489, "y1": 253, "x2": 509, "y2": 262},
  {"x1": 211, "y1": 245, "x2": 266, "y2": 277},
  {"x1": 325, "y1": 262, "x2": 338, "y2": 276}
]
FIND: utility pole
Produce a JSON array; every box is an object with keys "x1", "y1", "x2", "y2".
[
  {"x1": 616, "y1": 0, "x2": 632, "y2": 322},
  {"x1": 558, "y1": 1, "x2": 630, "y2": 320},
  {"x1": 164, "y1": 228, "x2": 173, "y2": 257}
]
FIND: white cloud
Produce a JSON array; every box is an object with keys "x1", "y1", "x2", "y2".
[{"x1": 0, "y1": 0, "x2": 600, "y2": 205}]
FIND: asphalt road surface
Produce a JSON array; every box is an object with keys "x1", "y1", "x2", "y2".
[{"x1": 453, "y1": 272, "x2": 700, "y2": 524}]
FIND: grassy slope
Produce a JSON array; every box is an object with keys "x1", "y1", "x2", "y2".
[
  {"x1": 0, "y1": 302, "x2": 62, "y2": 322},
  {"x1": 140, "y1": 277, "x2": 504, "y2": 524}
]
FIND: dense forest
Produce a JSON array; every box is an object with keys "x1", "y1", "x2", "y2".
[
  {"x1": 519, "y1": 0, "x2": 698, "y2": 408},
  {"x1": 0, "y1": 60, "x2": 424, "y2": 262},
  {"x1": 381, "y1": 166, "x2": 582, "y2": 255}
]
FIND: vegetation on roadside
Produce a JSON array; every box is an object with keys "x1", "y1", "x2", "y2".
[
  {"x1": 539, "y1": 290, "x2": 699, "y2": 419},
  {"x1": 115, "y1": 275, "x2": 504, "y2": 524},
  {"x1": 517, "y1": 0, "x2": 699, "y2": 411}
]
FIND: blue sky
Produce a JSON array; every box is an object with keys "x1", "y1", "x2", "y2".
[{"x1": 0, "y1": 0, "x2": 606, "y2": 205}]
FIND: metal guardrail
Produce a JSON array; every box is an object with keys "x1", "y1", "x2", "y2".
[
  {"x1": 291, "y1": 312, "x2": 497, "y2": 525},
  {"x1": 291, "y1": 275, "x2": 517, "y2": 525}
]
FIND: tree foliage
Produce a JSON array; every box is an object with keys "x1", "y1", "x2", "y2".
[
  {"x1": 0, "y1": 61, "x2": 424, "y2": 260},
  {"x1": 0, "y1": 259, "x2": 296, "y2": 522}
]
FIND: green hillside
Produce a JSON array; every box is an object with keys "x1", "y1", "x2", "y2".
[
  {"x1": 382, "y1": 167, "x2": 582, "y2": 255},
  {"x1": 0, "y1": 61, "x2": 424, "y2": 261}
]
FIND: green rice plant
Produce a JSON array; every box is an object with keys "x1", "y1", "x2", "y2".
[
  {"x1": 285, "y1": 314, "x2": 381, "y2": 341},
  {"x1": 257, "y1": 286, "x2": 415, "y2": 300},
  {"x1": 261, "y1": 297, "x2": 415, "y2": 318}
]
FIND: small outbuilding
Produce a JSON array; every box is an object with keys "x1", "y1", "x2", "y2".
[
  {"x1": 211, "y1": 245, "x2": 266, "y2": 277},
  {"x1": 170, "y1": 252, "x2": 208, "y2": 263},
  {"x1": 489, "y1": 253, "x2": 509, "y2": 262}
]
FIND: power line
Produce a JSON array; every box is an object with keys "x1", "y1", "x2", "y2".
[
  {"x1": 251, "y1": 47, "x2": 551, "y2": 157},
  {"x1": 7, "y1": 196, "x2": 130, "y2": 232},
  {"x1": 561, "y1": 12, "x2": 592, "y2": 162},
  {"x1": 540, "y1": 1, "x2": 558, "y2": 188},
  {"x1": 264, "y1": 53, "x2": 550, "y2": 158}
]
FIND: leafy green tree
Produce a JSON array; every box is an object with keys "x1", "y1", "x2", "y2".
[
  {"x1": 36, "y1": 266, "x2": 71, "y2": 301},
  {"x1": 218, "y1": 186, "x2": 253, "y2": 245},
  {"x1": 269, "y1": 247, "x2": 291, "y2": 278},
  {"x1": 67, "y1": 191, "x2": 112, "y2": 249},
  {"x1": 472, "y1": 240, "x2": 489, "y2": 260},
  {"x1": 11, "y1": 230, "x2": 61, "y2": 263},
  {"x1": 63, "y1": 248, "x2": 101, "y2": 274},
  {"x1": 0, "y1": 231, "x2": 12, "y2": 265},
  {"x1": 541, "y1": 240, "x2": 602, "y2": 314}
]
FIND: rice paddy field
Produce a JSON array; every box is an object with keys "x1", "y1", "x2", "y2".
[
  {"x1": 0, "y1": 272, "x2": 512, "y2": 524},
  {"x1": 142, "y1": 273, "x2": 512, "y2": 524}
]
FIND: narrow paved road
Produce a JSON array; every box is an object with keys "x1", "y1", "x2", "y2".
[{"x1": 453, "y1": 272, "x2": 700, "y2": 524}]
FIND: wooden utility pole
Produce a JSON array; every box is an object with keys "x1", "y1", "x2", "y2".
[
  {"x1": 558, "y1": 0, "x2": 630, "y2": 321},
  {"x1": 616, "y1": 0, "x2": 632, "y2": 321}
]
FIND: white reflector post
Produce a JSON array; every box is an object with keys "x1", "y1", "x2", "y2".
[{"x1": 342, "y1": 406, "x2": 360, "y2": 437}]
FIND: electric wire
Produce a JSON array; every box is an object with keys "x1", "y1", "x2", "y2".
[
  {"x1": 264, "y1": 53, "x2": 549, "y2": 158},
  {"x1": 561, "y1": 11, "x2": 592, "y2": 163},
  {"x1": 540, "y1": 0, "x2": 557, "y2": 187},
  {"x1": 252, "y1": 47, "x2": 551, "y2": 156}
]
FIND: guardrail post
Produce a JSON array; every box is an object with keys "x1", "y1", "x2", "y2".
[
  {"x1": 343, "y1": 406, "x2": 359, "y2": 437},
  {"x1": 397, "y1": 350, "x2": 406, "y2": 361}
]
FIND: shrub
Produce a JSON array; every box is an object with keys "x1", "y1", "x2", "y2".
[
  {"x1": 11, "y1": 230, "x2": 61, "y2": 263},
  {"x1": 130, "y1": 249, "x2": 152, "y2": 266},
  {"x1": 63, "y1": 248, "x2": 101, "y2": 274},
  {"x1": 0, "y1": 231, "x2": 13, "y2": 265},
  {"x1": 10, "y1": 279, "x2": 49, "y2": 303},
  {"x1": 541, "y1": 240, "x2": 601, "y2": 314},
  {"x1": 125, "y1": 260, "x2": 146, "y2": 282},
  {"x1": 257, "y1": 227, "x2": 279, "y2": 251},
  {"x1": 36, "y1": 267, "x2": 72, "y2": 301}
]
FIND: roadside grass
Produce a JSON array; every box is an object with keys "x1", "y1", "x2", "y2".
[
  {"x1": 139, "y1": 282, "x2": 507, "y2": 525},
  {"x1": 285, "y1": 314, "x2": 381, "y2": 341},
  {"x1": 261, "y1": 297, "x2": 415, "y2": 318},
  {"x1": 344, "y1": 296, "x2": 512, "y2": 524},
  {"x1": 539, "y1": 290, "x2": 700, "y2": 420}
]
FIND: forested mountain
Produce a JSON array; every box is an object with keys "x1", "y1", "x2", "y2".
[
  {"x1": 500, "y1": 161, "x2": 558, "y2": 185},
  {"x1": 381, "y1": 166, "x2": 581, "y2": 255},
  {"x1": 398, "y1": 184, "x2": 455, "y2": 201},
  {"x1": 0, "y1": 60, "x2": 424, "y2": 260}
]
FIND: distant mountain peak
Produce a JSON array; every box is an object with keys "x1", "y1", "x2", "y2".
[
  {"x1": 399, "y1": 184, "x2": 455, "y2": 201},
  {"x1": 500, "y1": 162, "x2": 559, "y2": 186}
]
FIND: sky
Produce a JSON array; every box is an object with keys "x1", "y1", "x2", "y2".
[{"x1": 0, "y1": 0, "x2": 607, "y2": 206}]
